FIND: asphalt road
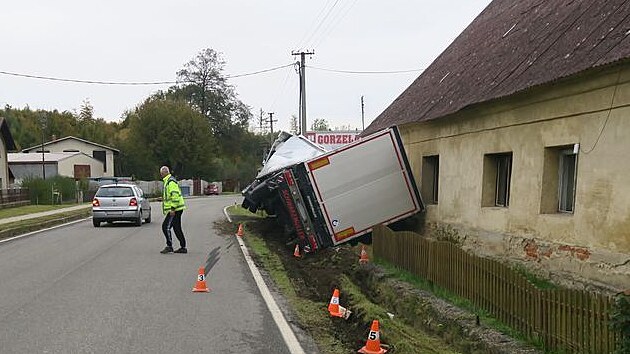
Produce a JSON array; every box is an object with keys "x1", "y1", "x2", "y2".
[{"x1": 0, "y1": 196, "x2": 295, "y2": 354}]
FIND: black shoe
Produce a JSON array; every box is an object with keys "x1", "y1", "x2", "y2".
[
  {"x1": 160, "y1": 246, "x2": 174, "y2": 254},
  {"x1": 174, "y1": 247, "x2": 188, "y2": 254}
]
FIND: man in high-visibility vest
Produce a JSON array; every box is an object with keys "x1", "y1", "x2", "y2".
[{"x1": 159, "y1": 166, "x2": 187, "y2": 254}]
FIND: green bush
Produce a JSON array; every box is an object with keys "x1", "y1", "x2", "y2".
[
  {"x1": 22, "y1": 176, "x2": 77, "y2": 204},
  {"x1": 611, "y1": 292, "x2": 630, "y2": 354}
]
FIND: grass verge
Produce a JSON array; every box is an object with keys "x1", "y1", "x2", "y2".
[
  {"x1": 375, "y1": 259, "x2": 544, "y2": 350},
  {"x1": 226, "y1": 205, "x2": 267, "y2": 218},
  {"x1": 0, "y1": 204, "x2": 85, "y2": 219},
  {"x1": 242, "y1": 228, "x2": 349, "y2": 354},
  {"x1": 0, "y1": 209, "x2": 92, "y2": 241},
  {"x1": 227, "y1": 218, "x2": 462, "y2": 353},
  {"x1": 340, "y1": 274, "x2": 459, "y2": 353}
]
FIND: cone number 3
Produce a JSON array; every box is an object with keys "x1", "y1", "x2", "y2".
[
  {"x1": 368, "y1": 331, "x2": 379, "y2": 341},
  {"x1": 198, "y1": 274, "x2": 205, "y2": 281}
]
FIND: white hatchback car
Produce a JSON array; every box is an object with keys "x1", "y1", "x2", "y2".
[{"x1": 92, "y1": 184, "x2": 151, "y2": 227}]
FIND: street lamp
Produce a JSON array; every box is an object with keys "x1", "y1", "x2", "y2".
[{"x1": 38, "y1": 112, "x2": 47, "y2": 180}]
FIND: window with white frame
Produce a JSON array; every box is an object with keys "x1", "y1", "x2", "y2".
[
  {"x1": 558, "y1": 148, "x2": 577, "y2": 213},
  {"x1": 482, "y1": 152, "x2": 512, "y2": 207},
  {"x1": 540, "y1": 145, "x2": 578, "y2": 214}
]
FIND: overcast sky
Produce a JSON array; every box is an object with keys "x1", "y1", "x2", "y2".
[{"x1": 0, "y1": 0, "x2": 492, "y2": 132}]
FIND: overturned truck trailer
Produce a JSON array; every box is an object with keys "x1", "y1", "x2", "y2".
[{"x1": 242, "y1": 126, "x2": 424, "y2": 253}]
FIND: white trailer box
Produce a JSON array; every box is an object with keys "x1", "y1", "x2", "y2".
[{"x1": 305, "y1": 128, "x2": 421, "y2": 245}]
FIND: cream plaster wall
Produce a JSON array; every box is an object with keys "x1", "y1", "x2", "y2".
[
  {"x1": 400, "y1": 65, "x2": 630, "y2": 290},
  {"x1": 57, "y1": 154, "x2": 104, "y2": 178}
]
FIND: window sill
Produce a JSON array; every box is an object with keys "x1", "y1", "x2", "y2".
[{"x1": 540, "y1": 211, "x2": 574, "y2": 217}]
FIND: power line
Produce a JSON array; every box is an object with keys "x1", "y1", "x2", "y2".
[
  {"x1": 0, "y1": 63, "x2": 295, "y2": 86},
  {"x1": 268, "y1": 63, "x2": 298, "y2": 111},
  {"x1": 311, "y1": 0, "x2": 360, "y2": 49},
  {"x1": 0, "y1": 71, "x2": 177, "y2": 85},
  {"x1": 301, "y1": 0, "x2": 342, "y2": 49},
  {"x1": 307, "y1": 65, "x2": 424, "y2": 74},
  {"x1": 293, "y1": 0, "x2": 336, "y2": 50},
  {"x1": 226, "y1": 63, "x2": 295, "y2": 78}
]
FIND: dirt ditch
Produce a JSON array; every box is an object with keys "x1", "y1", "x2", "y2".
[{"x1": 217, "y1": 217, "x2": 540, "y2": 354}]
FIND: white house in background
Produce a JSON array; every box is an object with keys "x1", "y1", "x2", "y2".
[
  {"x1": 21, "y1": 136, "x2": 118, "y2": 177},
  {"x1": 0, "y1": 118, "x2": 17, "y2": 189},
  {"x1": 8, "y1": 152, "x2": 104, "y2": 181}
]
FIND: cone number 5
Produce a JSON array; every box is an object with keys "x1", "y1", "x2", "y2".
[{"x1": 368, "y1": 330, "x2": 379, "y2": 341}]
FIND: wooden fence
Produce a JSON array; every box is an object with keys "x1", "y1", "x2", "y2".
[
  {"x1": 373, "y1": 225, "x2": 618, "y2": 353},
  {"x1": 0, "y1": 188, "x2": 29, "y2": 208}
]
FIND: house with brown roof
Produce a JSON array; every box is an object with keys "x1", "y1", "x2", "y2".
[{"x1": 365, "y1": 0, "x2": 630, "y2": 291}]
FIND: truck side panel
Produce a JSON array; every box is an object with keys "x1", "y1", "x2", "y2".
[{"x1": 305, "y1": 127, "x2": 423, "y2": 245}]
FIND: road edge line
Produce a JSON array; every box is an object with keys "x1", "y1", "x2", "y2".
[
  {"x1": 0, "y1": 217, "x2": 91, "y2": 245},
  {"x1": 235, "y1": 234, "x2": 306, "y2": 354}
]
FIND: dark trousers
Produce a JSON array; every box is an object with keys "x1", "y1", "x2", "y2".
[{"x1": 162, "y1": 210, "x2": 186, "y2": 248}]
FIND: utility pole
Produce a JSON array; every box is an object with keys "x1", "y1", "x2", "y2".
[
  {"x1": 259, "y1": 108, "x2": 265, "y2": 133},
  {"x1": 361, "y1": 96, "x2": 365, "y2": 131},
  {"x1": 38, "y1": 112, "x2": 47, "y2": 180},
  {"x1": 292, "y1": 50, "x2": 314, "y2": 135},
  {"x1": 267, "y1": 112, "x2": 277, "y2": 145}
]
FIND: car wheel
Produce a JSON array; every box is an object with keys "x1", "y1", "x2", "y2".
[
  {"x1": 145, "y1": 209, "x2": 152, "y2": 223},
  {"x1": 93, "y1": 219, "x2": 101, "y2": 227},
  {"x1": 135, "y1": 214, "x2": 142, "y2": 227}
]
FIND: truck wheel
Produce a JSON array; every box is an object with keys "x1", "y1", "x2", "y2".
[{"x1": 93, "y1": 219, "x2": 101, "y2": 227}]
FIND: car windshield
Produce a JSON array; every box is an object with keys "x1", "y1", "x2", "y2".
[{"x1": 96, "y1": 187, "x2": 134, "y2": 198}]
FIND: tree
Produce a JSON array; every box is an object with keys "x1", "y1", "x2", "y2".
[
  {"x1": 173, "y1": 48, "x2": 252, "y2": 137},
  {"x1": 78, "y1": 99, "x2": 94, "y2": 121},
  {"x1": 118, "y1": 97, "x2": 217, "y2": 180},
  {"x1": 311, "y1": 118, "x2": 330, "y2": 131}
]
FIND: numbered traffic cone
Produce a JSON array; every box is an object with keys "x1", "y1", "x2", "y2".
[
  {"x1": 293, "y1": 244, "x2": 301, "y2": 258},
  {"x1": 327, "y1": 289, "x2": 345, "y2": 318},
  {"x1": 192, "y1": 267, "x2": 210, "y2": 293},
  {"x1": 358, "y1": 320, "x2": 387, "y2": 354},
  {"x1": 359, "y1": 245, "x2": 369, "y2": 264},
  {"x1": 235, "y1": 224, "x2": 244, "y2": 237}
]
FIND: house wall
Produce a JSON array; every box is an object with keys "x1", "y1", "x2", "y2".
[
  {"x1": 57, "y1": 154, "x2": 104, "y2": 179},
  {"x1": 0, "y1": 135, "x2": 7, "y2": 188},
  {"x1": 26, "y1": 139, "x2": 115, "y2": 177},
  {"x1": 400, "y1": 64, "x2": 630, "y2": 291}
]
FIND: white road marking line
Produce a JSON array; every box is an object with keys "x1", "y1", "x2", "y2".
[
  {"x1": 235, "y1": 234, "x2": 306, "y2": 354},
  {"x1": 223, "y1": 206, "x2": 233, "y2": 223},
  {"x1": 0, "y1": 217, "x2": 91, "y2": 245}
]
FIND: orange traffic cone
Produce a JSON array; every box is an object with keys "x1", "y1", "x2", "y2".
[
  {"x1": 359, "y1": 245, "x2": 369, "y2": 264},
  {"x1": 192, "y1": 267, "x2": 210, "y2": 292},
  {"x1": 327, "y1": 288, "x2": 346, "y2": 318},
  {"x1": 358, "y1": 320, "x2": 387, "y2": 354},
  {"x1": 235, "y1": 224, "x2": 244, "y2": 237},
  {"x1": 293, "y1": 244, "x2": 301, "y2": 258}
]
